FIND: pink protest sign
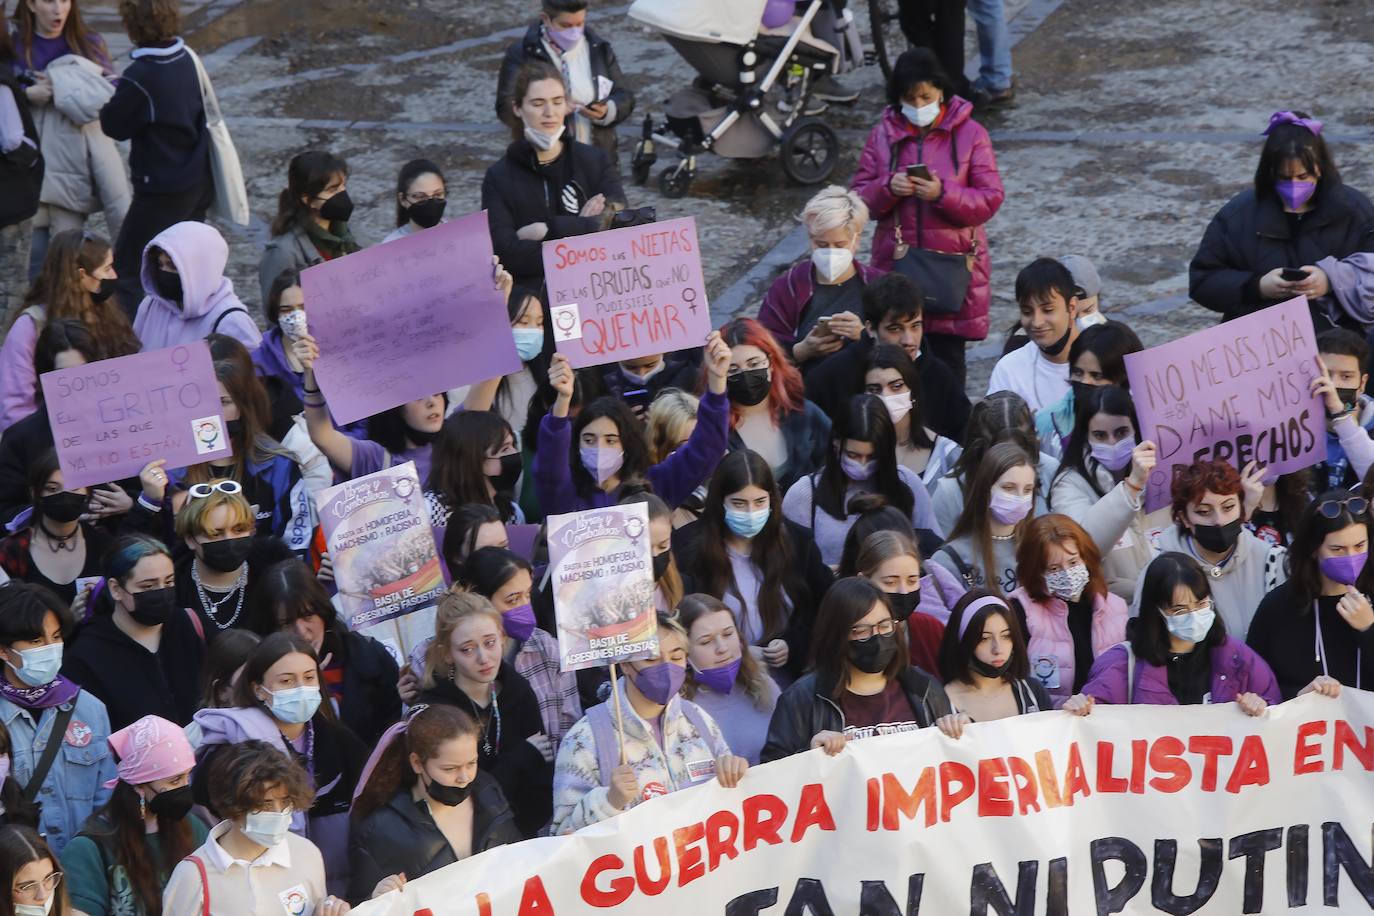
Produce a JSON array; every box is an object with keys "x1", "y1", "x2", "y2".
[
  {"x1": 542, "y1": 216, "x2": 709, "y2": 368},
  {"x1": 1124, "y1": 297, "x2": 1325, "y2": 512},
  {"x1": 302, "y1": 211, "x2": 521, "y2": 426},
  {"x1": 41, "y1": 342, "x2": 229, "y2": 490}
]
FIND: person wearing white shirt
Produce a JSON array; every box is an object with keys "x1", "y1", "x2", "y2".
[{"x1": 986, "y1": 258, "x2": 1083, "y2": 411}]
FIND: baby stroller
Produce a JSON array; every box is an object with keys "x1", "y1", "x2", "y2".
[{"x1": 627, "y1": 0, "x2": 848, "y2": 197}]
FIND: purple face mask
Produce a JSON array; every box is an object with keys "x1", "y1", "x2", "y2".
[
  {"x1": 547, "y1": 24, "x2": 584, "y2": 51},
  {"x1": 631, "y1": 661, "x2": 687, "y2": 705},
  {"x1": 580, "y1": 446, "x2": 624, "y2": 485},
  {"x1": 1319, "y1": 551, "x2": 1366, "y2": 586},
  {"x1": 501, "y1": 604, "x2": 537, "y2": 642},
  {"x1": 1276, "y1": 179, "x2": 1317, "y2": 211},
  {"x1": 840, "y1": 455, "x2": 874, "y2": 481},
  {"x1": 989, "y1": 489, "x2": 1033, "y2": 525},
  {"x1": 692, "y1": 658, "x2": 741, "y2": 694}
]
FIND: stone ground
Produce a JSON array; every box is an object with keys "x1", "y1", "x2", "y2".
[{"x1": 73, "y1": 0, "x2": 1374, "y2": 396}]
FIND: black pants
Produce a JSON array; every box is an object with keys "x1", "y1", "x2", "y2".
[
  {"x1": 924, "y1": 331, "x2": 968, "y2": 391},
  {"x1": 897, "y1": 0, "x2": 970, "y2": 96},
  {"x1": 113, "y1": 179, "x2": 214, "y2": 320}
]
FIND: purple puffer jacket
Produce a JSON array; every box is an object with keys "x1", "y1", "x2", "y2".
[
  {"x1": 1081, "y1": 637, "x2": 1282, "y2": 706},
  {"x1": 757, "y1": 258, "x2": 885, "y2": 349},
  {"x1": 850, "y1": 98, "x2": 1005, "y2": 341}
]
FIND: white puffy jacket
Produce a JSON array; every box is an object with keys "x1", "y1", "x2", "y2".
[{"x1": 35, "y1": 54, "x2": 130, "y2": 220}]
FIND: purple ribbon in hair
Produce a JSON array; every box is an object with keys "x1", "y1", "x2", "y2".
[
  {"x1": 956, "y1": 595, "x2": 1011, "y2": 641},
  {"x1": 1263, "y1": 111, "x2": 1323, "y2": 137},
  {"x1": 352, "y1": 704, "x2": 430, "y2": 803}
]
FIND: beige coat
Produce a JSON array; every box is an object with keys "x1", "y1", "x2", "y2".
[
  {"x1": 1048, "y1": 462, "x2": 1156, "y2": 604},
  {"x1": 35, "y1": 54, "x2": 130, "y2": 221}
]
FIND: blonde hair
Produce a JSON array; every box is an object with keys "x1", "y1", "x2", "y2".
[
  {"x1": 646, "y1": 388, "x2": 699, "y2": 464},
  {"x1": 174, "y1": 484, "x2": 254, "y2": 539},
  {"x1": 421, "y1": 589, "x2": 504, "y2": 689},
  {"x1": 801, "y1": 185, "x2": 869, "y2": 237}
]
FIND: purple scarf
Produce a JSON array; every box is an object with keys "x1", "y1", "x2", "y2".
[{"x1": 0, "y1": 675, "x2": 80, "y2": 710}]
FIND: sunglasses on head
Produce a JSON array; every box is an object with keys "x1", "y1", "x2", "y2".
[
  {"x1": 187, "y1": 480, "x2": 242, "y2": 500},
  {"x1": 1317, "y1": 496, "x2": 1368, "y2": 519}
]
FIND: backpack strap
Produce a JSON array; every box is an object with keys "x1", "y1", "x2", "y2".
[
  {"x1": 585, "y1": 702, "x2": 619, "y2": 788},
  {"x1": 185, "y1": 607, "x2": 205, "y2": 643},
  {"x1": 209, "y1": 307, "x2": 249, "y2": 336},
  {"x1": 808, "y1": 473, "x2": 819, "y2": 531},
  {"x1": 1119, "y1": 641, "x2": 1136, "y2": 705},
  {"x1": 937, "y1": 544, "x2": 975, "y2": 588},
  {"x1": 184, "y1": 854, "x2": 211, "y2": 916},
  {"x1": 22, "y1": 702, "x2": 76, "y2": 804}
]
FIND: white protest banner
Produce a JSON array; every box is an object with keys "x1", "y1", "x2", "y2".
[
  {"x1": 546, "y1": 503, "x2": 658, "y2": 672},
  {"x1": 1125, "y1": 296, "x2": 1326, "y2": 512},
  {"x1": 354, "y1": 690, "x2": 1374, "y2": 915},
  {"x1": 316, "y1": 462, "x2": 446, "y2": 663}
]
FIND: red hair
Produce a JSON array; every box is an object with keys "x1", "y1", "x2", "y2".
[
  {"x1": 1014, "y1": 514, "x2": 1107, "y2": 603},
  {"x1": 711, "y1": 317, "x2": 805, "y2": 427},
  {"x1": 1170, "y1": 459, "x2": 1241, "y2": 523}
]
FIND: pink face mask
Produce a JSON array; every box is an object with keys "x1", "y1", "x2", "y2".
[{"x1": 989, "y1": 489, "x2": 1033, "y2": 525}]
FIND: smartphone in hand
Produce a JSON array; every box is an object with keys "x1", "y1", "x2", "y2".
[
  {"x1": 906, "y1": 164, "x2": 933, "y2": 182},
  {"x1": 1280, "y1": 268, "x2": 1309, "y2": 282}
]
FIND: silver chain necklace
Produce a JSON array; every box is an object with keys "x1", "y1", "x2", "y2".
[{"x1": 192, "y1": 560, "x2": 247, "y2": 629}]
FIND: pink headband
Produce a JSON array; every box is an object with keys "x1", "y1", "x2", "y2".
[
  {"x1": 352, "y1": 705, "x2": 428, "y2": 803},
  {"x1": 105, "y1": 716, "x2": 195, "y2": 789},
  {"x1": 1263, "y1": 111, "x2": 1323, "y2": 137},
  {"x1": 957, "y1": 595, "x2": 1010, "y2": 641}
]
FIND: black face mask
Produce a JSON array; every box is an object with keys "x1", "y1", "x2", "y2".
[
  {"x1": 423, "y1": 773, "x2": 472, "y2": 807},
  {"x1": 1038, "y1": 322, "x2": 1074, "y2": 357},
  {"x1": 226, "y1": 419, "x2": 245, "y2": 442},
  {"x1": 1335, "y1": 387, "x2": 1360, "y2": 413},
  {"x1": 91, "y1": 277, "x2": 117, "y2": 303},
  {"x1": 847, "y1": 632, "x2": 898, "y2": 674},
  {"x1": 199, "y1": 535, "x2": 253, "y2": 573},
  {"x1": 1191, "y1": 518, "x2": 1242, "y2": 554},
  {"x1": 155, "y1": 269, "x2": 182, "y2": 303},
  {"x1": 1069, "y1": 379, "x2": 1095, "y2": 404},
  {"x1": 488, "y1": 452, "x2": 522, "y2": 493},
  {"x1": 40, "y1": 491, "x2": 87, "y2": 524},
  {"x1": 408, "y1": 198, "x2": 447, "y2": 229},
  {"x1": 318, "y1": 190, "x2": 354, "y2": 223},
  {"x1": 148, "y1": 784, "x2": 194, "y2": 820},
  {"x1": 970, "y1": 656, "x2": 1010, "y2": 679},
  {"x1": 726, "y1": 369, "x2": 770, "y2": 407},
  {"x1": 885, "y1": 589, "x2": 920, "y2": 621},
  {"x1": 128, "y1": 586, "x2": 176, "y2": 627},
  {"x1": 652, "y1": 549, "x2": 671, "y2": 581},
  {"x1": 406, "y1": 424, "x2": 440, "y2": 447}
]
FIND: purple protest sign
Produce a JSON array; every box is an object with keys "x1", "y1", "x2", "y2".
[
  {"x1": 1124, "y1": 297, "x2": 1325, "y2": 512},
  {"x1": 542, "y1": 216, "x2": 710, "y2": 369},
  {"x1": 42, "y1": 342, "x2": 229, "y2": 490},
  {"x1": 302, "y1": 211, "x2": 521, "y2": 425}
]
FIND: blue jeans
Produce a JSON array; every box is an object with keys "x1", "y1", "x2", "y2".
[{"x1": 966, "y1": 0, "x2": 1013, "y2": 91}]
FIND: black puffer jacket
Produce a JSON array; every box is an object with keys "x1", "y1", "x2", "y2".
[
  {"x1": 331, "y1": 628, "x2": 401, "y2": 746},
  {"x1": 495, "y1": 23, "x2": 635, "y2": 164},
  {"x1": 760, "y1": 666, "x2": 952, "y2": 763},
  {"x1": 481, "y1": 137, "x2": 626, "y2": 290},
  {"x1": 1189, "y1": 180, "x2": 1374, "y2": 328},
  {"x1": 346, "y1": 772, "x2": 520, "y2": 904}
]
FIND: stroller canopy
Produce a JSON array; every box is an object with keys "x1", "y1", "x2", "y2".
[{"x1": 628, "y1": 0, "x2": 769, "y2": 47}]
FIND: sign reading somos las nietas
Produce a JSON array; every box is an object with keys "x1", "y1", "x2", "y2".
[{"x1": 354, "y1": 690, "x2": 1374, "y2": 915}]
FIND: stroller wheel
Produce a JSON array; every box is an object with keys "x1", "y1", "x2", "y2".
[
  {"x1": 779, "y1": 118, "x2": 839, "y2": 185},
  {"x1": 658, "y1": 166, "x2": 693, "y2": 199}
]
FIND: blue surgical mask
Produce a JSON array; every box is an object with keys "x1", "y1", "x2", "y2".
[
  {"x1": 621, "y1": 361, "x2": 664, "y2": 386},
  {"x1": 1163, "y1": 602, "x2": 1215, "y2": 644},
  {"x1": 242, "y1": 808, "x2": 293, "y2": 848},
  {"x1": 7, "y1": 643, "x2": 63, "y2": 687},
  {"x1": 261, "y1": 685, "x2": 322, "y2": 725},
  {"x1": 512, "y1": 327, "x2": 544, "y2": 362},
  {"x1": 724, "y1": 505, "x2": 770, "y2": 538}
]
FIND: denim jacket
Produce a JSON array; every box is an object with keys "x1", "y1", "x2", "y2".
[{"x1": 0, "y1": 691, "x2": 114, "y2": 854}]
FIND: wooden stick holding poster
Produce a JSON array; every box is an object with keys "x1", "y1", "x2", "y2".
[
  {"x1": 316, "y1": 461, "x2": 447, "y2": 666},
  {"x1": 1124, "y1": 296, "x2": 1326, "y2": 512},
  {"x1": 547, "y1": 503, "x2": 659, "y2": 759},
  {"x1": 543, "y1": 216, "x2": 710, "y2": 368}
]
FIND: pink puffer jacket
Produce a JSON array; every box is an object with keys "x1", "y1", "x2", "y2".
[{"x1": 850, "y1": 98, "x2": 1005, "y2": 341}]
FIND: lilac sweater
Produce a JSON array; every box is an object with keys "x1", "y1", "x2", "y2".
[
  {"x1": 0, "y1": 313, "x2": 39, "y2": 434},
  {"x1": 535, "y1": 389, "x2": 730, "y2": 515},
  {"x1": 1081, "y1": 637, "x2": 1282, "y2": 706}
]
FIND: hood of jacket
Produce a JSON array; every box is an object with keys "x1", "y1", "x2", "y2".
[
  {"x1": 139, "y1": 221, "x2": 234, "y2": 320},
  {"x1": 191, "y1": 705, "x2": 286, "y2": 751}
]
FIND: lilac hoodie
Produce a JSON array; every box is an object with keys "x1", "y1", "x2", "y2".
[
  {"x1": 132, "y1": 221, "x2": 261, "y2": 352},
  {"x1": 1080, "y1": 637, "x2": 1282, "y2": 706}
]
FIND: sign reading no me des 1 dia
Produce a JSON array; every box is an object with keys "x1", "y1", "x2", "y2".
[
  {"x1": 543, "y1": 216, "x2": 710, "y2": 369},
  {"x1": 42, "y1": 342, "x2": 229, "y2": 490},
  {"x1": 1124, "y1": 296, "x2": 1326, "y2": 512}
]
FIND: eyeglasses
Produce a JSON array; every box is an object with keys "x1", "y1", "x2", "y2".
[
  {"x1": 404, "y1": 191, "x2": 445, "y2": 204},
  {"x1": 1163, "y1": 599, "x2": 1212, "y2": 618},
  {"x1": 14, "y1": 870, "x2": 63, "y2": 897},
  {"x1": 1317, "y1": 497, "x2": 1368, "y2": 519},
  {"x1": 188, "y1": 480, "x2": 243, "y2": 500},
  {"x1": 849, "y1": 618, "x2": 897, "y2": 641}
]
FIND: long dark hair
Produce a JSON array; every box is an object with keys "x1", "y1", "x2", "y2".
[
  {"x1": 1069, "y1": 321, "x2": 1143, "y2": 389},
  {"x1": 569, "y1": 397, "x2": 651, "y2": 499},
  {"x1": 496, "y1": 287, "x2": 552, "y2": 413},
  {"x1": 938, "y1": 589, "x2": 1030, "y2": 684},
  {"x1": 1254, "y1": 113, "x2": 1340, "y2": 203},
  {"x1": 271, "y1": 151, "x2": 348, "y2": 236},
  {"x1": 948, "y1": 442, "x2": 1036, "y2": 598},
  {"x1": 696, "y1": 449, "x2": 806, "y2": 644},
  {"x1": 351, "y1": 704, "x2": 480, "y2": 821},
  {"x1": 1053, "y1": 385, "x2": 1139, "y2": 498},
  {"x1": 231, "y1": 632, "x2": 338, "y2": 725},
  {"x1": 91, "y1": 781, "x2": 196, "y2": 915},
  {"x1": 245, "y1": 559, "x2": 338, "y2": 639},
  {"x1": 367, "y1": 394, "x2": 450, "y2": 456},
  {"x1": 811, "y1": 578, "x2": 907, "y2": 697},
  {"x1": 815, "y1": 394, "x2": 913, "y2": 520},
  {"x1": 1287, "y1": 490, "x2": 1374, "y2": 606},
  {"x1": 394, "y1": 158, "x2": 446, "y2": 227},
  {"x1": 429, "y1": 411, "x2": 518, "y2": 520},
  {"x1": 200, "y1": 629, "x2": 261, "y2": 709},
  {"x1": 948, "y1": 390, "x2": 1038, "y2": 487},
  {"x1": 460, "y1": 547, "x2": 532, "y2": 604},
  {"x1": 522, "y1": 365, "x2": 608, "y2": 454},
  {"x1": 862, "y1": 344, "x2": 934, "y2": 450},
  {"x1": 441, "y1": 503, "x2": 503, "y2": 572},
  {"x1": 0, "y1": 826, "x2": 69, "y2": 915},
  {"x1": 263, "y1": 267, "x2": 302, "y2": 326},
  {"x1": 16, "y1": 231, "x2": 138, "y2": 357},
  {"x1": 1132, "y1": 553, "x2": 1226, "y2": 666},
  {"x1": 836, "y1": 493, "x2": 913, "y2": 577}
]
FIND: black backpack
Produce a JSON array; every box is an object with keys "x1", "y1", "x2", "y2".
[{"x1": 0, "y1": 73, "x2": 43, "y2": 229}]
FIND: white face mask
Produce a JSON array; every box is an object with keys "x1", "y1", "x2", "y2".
[
  {"x1": 278, "y1": 310, "x2": 308, "y2": 340},
  {"x1": 880, "y1": 391, "x2": 912, "y2": 425},
  {"x1": 901, "y1": 100, "x2": 941, "y2": 128},
  {"x1": 811, "y1": 247, "x2": 854, "y2": 283},
  {"x1": 13, "y1": 897, "x2": 54, "y2": 916},
  {"x1": 1076, "y1": 310, "x2": 1107, "y2": 330},
  {"x1": 242, "y1": 809, "x2": 293, "y2": 848},
  {"x1": 524, "y1": 124, "x2": 565, "y2": 151}
]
